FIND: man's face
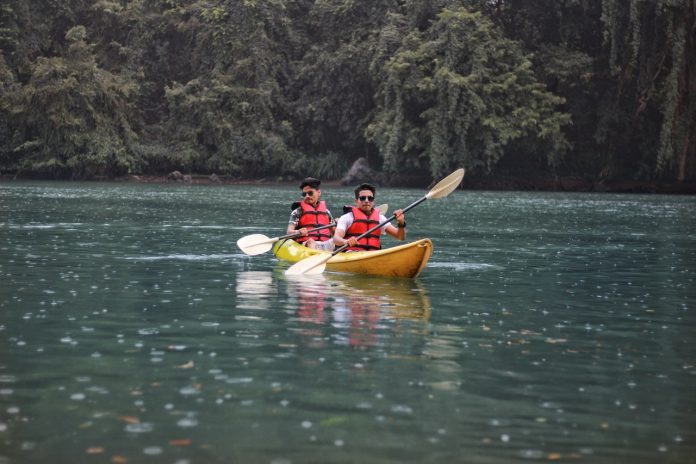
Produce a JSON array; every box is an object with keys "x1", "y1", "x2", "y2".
[
  {"x1": 355, "y1": 189, "x2": 374, "y2": 213},
  {"x1": 302, "y1": 186, "x2": 320, "y2": 206}
]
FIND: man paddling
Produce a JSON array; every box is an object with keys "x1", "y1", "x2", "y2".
[
  {"x1": 287, "y1": 177, "x2": 336, "y2": 251},
  {"x1": 333, "y1": 183, "x2": 405, "y2": 251}
]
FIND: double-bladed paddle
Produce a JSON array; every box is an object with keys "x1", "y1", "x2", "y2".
[
  {"x1": 237, "y1": 204, "x2": 388, "y2": 256},
  {"x1": 285, "y1": 168, "x2": 465, "y2": 276}
]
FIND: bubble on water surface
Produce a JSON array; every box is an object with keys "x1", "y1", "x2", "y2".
[
  {"x1": 225, "y1": 377, "x2": 253, "y2": 384},
  {"x1": 20, "y1": 441, "x2": 36, "y2": 450},
  {"x1": 177, "y1": 416, "x2": 198, "y2": 428},
  {"x1": 70, "y1": 393, "x2": 86, "y2": 401},
  {"x1": 143, "y1": 446, "x2": 162, "y2": 455},
  {"x1": 138, "y1": 328, "x2": 159, "y2": 335},
  {"x1": 125, "y1": 422, "x2": 154, "y2": 433},
  {"x1": 519, "y1": 449, "x2": 544, "y2": 459},
  {"x1": 179, "y1": 386, "x2": 200, "y2": 396},
  {"x1": 86, "y1": 386, "x2": 109, "y2": 395},
  {"x1": 301, "y1": 421, "x2": 312, "y2": 429},
  {"x1": 0, "y1": 423, "x2": 7, "y2": 432},
  {"x1": 390, "y1": 405, "x2": 413, "y2": 414}
]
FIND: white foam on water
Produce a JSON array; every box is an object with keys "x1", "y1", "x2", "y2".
[
  {"x1": 122, "y1": 253, "x2": 239, "y2": 261},
  {"x1": 9, "y1": 223, "x2": 85, "y2": 229},
  {"x1": 428, "y1": 261, "x2": 500, "y2": 271}
]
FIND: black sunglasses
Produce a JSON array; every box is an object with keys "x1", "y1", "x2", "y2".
[
  {"x1": 301, "y1": 190, "x2": 315, "y2": 197},
  {"x1": 358, "y1": 195, "x2": 374, "y2": 202}
]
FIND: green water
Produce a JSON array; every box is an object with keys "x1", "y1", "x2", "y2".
[{"x1": 1, "y1": 181, "x2": 695, "y2": 463}]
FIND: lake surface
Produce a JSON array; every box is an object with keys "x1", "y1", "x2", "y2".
[{"x1": 0, "y1": 181, "x2": 695, "y2": 463}]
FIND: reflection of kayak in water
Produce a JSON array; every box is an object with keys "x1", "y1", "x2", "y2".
[
  {"x1": 286, "y1": 272, "x2": 431, "y2": 321},
  {"x1": 272, "y1": 238, "x2": 433, "y2": 278}
]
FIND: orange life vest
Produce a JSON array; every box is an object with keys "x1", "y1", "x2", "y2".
[
  {"x1": 345, "y1": 207, "x2": 381, "y2": 251},
  {"x1": 296, "y1": 200, "x2": 332, "y2": 243}
]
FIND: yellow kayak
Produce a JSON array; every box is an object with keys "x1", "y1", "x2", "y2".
[{"x1": 272, "y1": 238, "x2": 433, "y2": 278}]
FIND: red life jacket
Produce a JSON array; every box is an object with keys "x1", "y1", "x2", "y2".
[
  {"x1": 296, "y1": 200, "x2": 332, "y2": 243},
  {"x1": 345, "y1": 207, "x2": 381, "y2": 251}
]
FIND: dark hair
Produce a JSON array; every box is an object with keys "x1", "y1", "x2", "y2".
[
  {"x1": 354, "y1": 183, "x2": 376, "y2": 198},
  {"x1": 300, "y1": 177, "x2": 321, "y2": 189}
]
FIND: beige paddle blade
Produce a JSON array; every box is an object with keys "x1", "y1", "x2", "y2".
[
  {"x1": 425, "y1": 168, "x2": 465, "y2": 199},
  {"x1": 285, "y1": 253, "x2": 332, "y2": 276},
  {"x1": 237, "y1": 234, "x2": 275, "y2": 256},
  {"x1": 376, "y1": 203, "x2": 388, "y2": 215}
]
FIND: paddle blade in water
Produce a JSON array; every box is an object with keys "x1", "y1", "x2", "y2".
[
  {"x1": 285, "y1": 253, "x2": 331, "y2": 276},
  {"x1": 237, "y1": 234, "x2": 274, "y2": 256}
]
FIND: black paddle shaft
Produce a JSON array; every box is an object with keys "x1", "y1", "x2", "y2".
[
  {"x1": 331, "y1": 196, "x2": 427, "y2": 256},
  {"x1": 279, "y1": 222, "x2": 335, "y2": 241}
]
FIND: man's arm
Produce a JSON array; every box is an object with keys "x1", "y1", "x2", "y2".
[
  {"x1": 332, "y1": 214, "x2": 356, "y2": 247},
  {"x1": 287, "y1": 208, "x2": 307, "y2": 235},
  {"x1": 384, "y1": 209, "x2": 406, "y2": 240}
]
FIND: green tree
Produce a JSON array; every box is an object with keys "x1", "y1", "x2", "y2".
[
  {"x1": 289, "y1": 0, "x2": 397, "y2": 173},
  {"x1": 368, "y1": 7, "x2": 570, "y2": 180},
  {"x1": 8, "y1": 25, "x2": 140, "y2": 178},
  {"x1": 600, "y1": 0, "x2": 695, "y2": 182},
  {"x1": 128, "y1": 0, "x2": 300, "y2": 177}
]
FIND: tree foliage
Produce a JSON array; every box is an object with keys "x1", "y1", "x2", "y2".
[
  {"x1": 367, "y1": 7, "x2": 570, "y2": 179},
  {"x1": 0, "y1": 0, "x2": 693, "y2": 184},
  {"x1": 2, "y1": 25, "x2": 139, "y2": 178}
]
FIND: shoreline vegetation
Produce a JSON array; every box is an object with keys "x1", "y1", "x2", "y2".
[
  {"x1": 1, "y1": 3, "x2": 693, "y2": 188},
  {"x1": 2, "y1": 174, "x2": 694, "y2": 194}
]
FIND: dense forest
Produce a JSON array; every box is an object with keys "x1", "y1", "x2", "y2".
[{"x1": 0, "y1": 0, "x2": 694, "y2": 189}]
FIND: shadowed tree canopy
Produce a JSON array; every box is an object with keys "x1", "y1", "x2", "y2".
[
  {"x1": 367, "y1": 7, "x2": 570, "y2": 180},
  {"x1": 0, "y1": 0, "x2": 693, "y2": 187}
]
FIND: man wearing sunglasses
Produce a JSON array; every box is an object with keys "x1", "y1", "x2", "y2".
[
  {"x1": 287, "y1": 177, "x2": 336, "y2": 251},
  {"x1": 333, "y1": 183, "x2": 405, "y2": 251}
]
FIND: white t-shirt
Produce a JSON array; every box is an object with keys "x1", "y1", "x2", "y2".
[{"x1": 335, "y1": 211, "x2": 390, "y2": 235}]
